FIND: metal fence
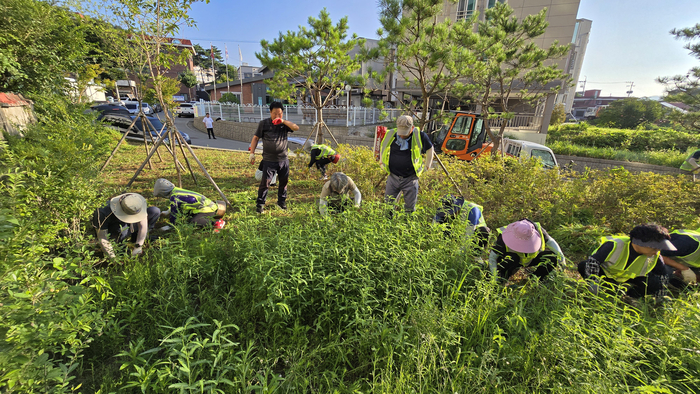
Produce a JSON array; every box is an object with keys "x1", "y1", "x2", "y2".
[
  {"x1": 195, "y1": 102, "x2": 404, "y2": 126},
  {"x1": 487, "y1": 113, "x2": 542, "y2": 132}
]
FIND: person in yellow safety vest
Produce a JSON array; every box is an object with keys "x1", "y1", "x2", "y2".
[
  {"x1": 680, "y1": 149, "x2": 700, "y2": 173},
  {"x1": 308, "y1": 144, "x2": 340, "y2": 180},
  {"x1": 488, "y1": 219, "x2": 565, "y2": 281},
  {"x1": 578, "y1": 224, "x2": 676, "y2": 299},
  {"x1": 432, "y1": 194, "x2": 490, "y2": 248},
  {"x1": 319, "y1": 172, "x2": 361, "y2": 216},
  {"x1": 379, "y1": 115, "x2": 434, "y2": 213},
  {"x1": 153, "y1": 178, "x2": 220, "y2": 227},
  {"x1": 659, "y1": 229, "x2": 700, "y2": 289}
]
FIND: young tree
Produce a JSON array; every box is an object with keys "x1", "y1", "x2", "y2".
[
  {"x1": 219, "y1": 92, "x2": 240, "y2": 104},
  {"x1": 377, "y1": 0, "x2": 480, "y2": 130},
  {"x1": 658, "y1": 23, "x2": 700, "y2": 132},
  {"x1": 550, "y1": 103, "x2": 566, "y2": 126},
  {"x1": 1, "y1": 0, "x2": 92, "y2": 94},
  {"x1": 597, "y1": 98, "x2": 663, "y2": 129},
  {"x1": 454, "y1": 3, "x2": 570, "y2": 154},
  {"x1": 179, "y1": 70, "x2": 198, "y2": 100},
  {"x1": 256, "y1": 8, "x2": 367, "y2": 144}
]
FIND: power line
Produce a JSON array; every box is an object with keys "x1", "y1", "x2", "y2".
[{"x1": 186, "y1": 37, "x2": 260, "y2": 44}]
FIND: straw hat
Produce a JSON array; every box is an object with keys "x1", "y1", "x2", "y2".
[{"x1": 109, "y1": 193, "x2": 148, "y2": 224}]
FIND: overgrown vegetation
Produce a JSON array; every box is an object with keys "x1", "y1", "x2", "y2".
[
  {"x1": 2, "y1": 99, "x2": 700, "y2": 392},
  {"x1": 547, "y1": 123, "x2": 700, "y2": 167}
]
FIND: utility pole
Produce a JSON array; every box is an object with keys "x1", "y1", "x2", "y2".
[
  {"x1": 626, "y1": 81, "x2": 634, "y2": 97},
  {"x1": 579, "y1": 76, "x2": 587, "y2": 95}
]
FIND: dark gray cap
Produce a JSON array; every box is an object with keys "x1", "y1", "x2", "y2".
[{"x1": 631, "y1": 238, "x2": 677, "y2": 251}]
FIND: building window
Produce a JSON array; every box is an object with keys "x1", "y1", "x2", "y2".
[
  {"x1": 487, "y1": 0, "x2": 505, "y2": 8},
  {"x1": 457, "y1": 0, "x2": 477, "y2": 21}
]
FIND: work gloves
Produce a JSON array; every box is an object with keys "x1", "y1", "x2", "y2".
[
  {"x1": 132, "y1": 246, "x2": 143, "y2": 256},
  {"x1": 681, "y1": 269, "x2": 697, "y2": 284}
]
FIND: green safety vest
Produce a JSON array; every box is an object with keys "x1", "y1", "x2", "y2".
[
  {"x1": 680, "y1": 150, "x2": 700, "y2": 171},
  {"x1": 311, "y1": 144, "x2": 336, "y2": 159},
  {"x1": 593, "y1": 236, "x2": 660, "y2": 282},
  {"x1": 380, "y1": 127, "x2": 425, "y2": 177},
  {"x1": 463, "y1": 202, "x2": 488, "y2": 229},
  {"x1": 668, "y1": 230, "x2": 700, "y2": 268},
  {"x1": 496, "y1": 222, "x2": 546, "y2": 266},
  {"x1": 171, "y1": 187, "x2": 218, "y2": 215}
]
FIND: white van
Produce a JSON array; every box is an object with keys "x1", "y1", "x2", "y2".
[{"x1": 502, "y1": 139, "x2": 558, "y2": 169}]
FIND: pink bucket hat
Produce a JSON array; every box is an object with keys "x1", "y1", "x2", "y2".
[{"x1": 502, "y1": 220, "x2": 542, "y2": 254}]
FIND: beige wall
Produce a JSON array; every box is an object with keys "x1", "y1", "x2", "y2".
[{"x1": 442, "y1": 0, "x2": 582, "y2": 69}]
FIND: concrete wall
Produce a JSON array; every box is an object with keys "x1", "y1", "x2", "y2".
[
  {"x1": 556, "y1": 154, "x2": 689, "y2": 176},
  {"x1": 192, "y1": 117, "x2": 377, "y2": 148}
]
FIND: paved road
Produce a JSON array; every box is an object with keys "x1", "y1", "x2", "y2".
[{"x1": 156, "y1": 112, "x2": 251, "y2": 151}]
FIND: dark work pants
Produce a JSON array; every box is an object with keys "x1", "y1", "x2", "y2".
[
  {"x1": 309, "y1": 149, "x2": 332, "y2": 176},
  {"x1": 190, "y1": 211, "x2": 217, "y2": 227},
  {"x1": 497, "y1": 250, "x2": 558, "y2": 280},
  {"x1": 257, "y1": 160, "x2": 289, "y2": 207},
  {"x1": 207, "y1": 128, "x2": 215, "y2": 139},
  {"x1": 578, "y1": 260, "x2": 667, "y2": 298},
  {"x1": 122, "y1": 206, "x2": 161, "y2": 243}
]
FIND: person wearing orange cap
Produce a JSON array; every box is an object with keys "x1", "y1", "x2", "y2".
[
  {"x1": 488, "y1": 219, "x2": 565, "y2": 281},
  {"x1": 91, "y1": 193, "x2": 161, "y2": 259},
  {"x1": 308, "y1": 143, "x2": 340, "y2": 180}
]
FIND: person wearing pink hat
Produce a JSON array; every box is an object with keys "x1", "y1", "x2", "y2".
[
  {"x1": 488, "y1": 219, "x2": 565, "y2": 281},
  {"x1": 579, "y1": 223, "x2": 675, "y2": 299}
]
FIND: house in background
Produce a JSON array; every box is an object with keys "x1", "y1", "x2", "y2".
[{"x1": 571, "y1": 89, "x2": 627, "y2": 119}]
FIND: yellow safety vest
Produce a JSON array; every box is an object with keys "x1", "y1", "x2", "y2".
[
  {"x1": 593, "y1": 236, "x2": 660, "y2": 282},
  {"x1": 680, "y1": 150, "x2": 700, "y2": 171},
  {"x1": 496, "y1": 222, "x2": 546, "y2": 266},
  {"x1": 171, "y1": 187, "x2": 218, "y2": 216},
  {"x1": 380, "y1": 127, "x2": 425, "y2": 177},
  {"x1": 668, "y1": 230, "x2": 700, "y2": 268},
  {"x1": 311, "y1": 144, "x2": 336, "y2": 159},
  {"x1": 464, "y1": 202, "x2": 488, "y2": 229}
]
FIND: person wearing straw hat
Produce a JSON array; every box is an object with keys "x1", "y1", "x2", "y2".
[
  {"x1": 488, "y1": 219, "x2": 565, "y2": 281},
  {"x1": 379, "y1": 115, "x2": 434, "y2": 213},
  {"x1": 579, "y1": 223, "x2": 675, "y2": 299},
  {"x1": 308, "y1": 143, "x2": 340, "y2": 180},
  {"x1": 91, "y1": 193, "x2": 161, "y2": 259},
  {"x1": 153, "y1": 178, "x2": 225, "y2": 228},
  {"x1": 318, "y1": 172, "x2": 361, "y2": 216}
]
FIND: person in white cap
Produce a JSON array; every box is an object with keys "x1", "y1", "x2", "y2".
[
  {"x1": 318, "y1": 172, "x2": 361, "y2": 216},
  {"x1": 91, "y1": 193, "x2": 161, "y2": 259},
  {"x1": 153, "y1": 178, "x2": 224, "y2": 227},
  {"x1": 488, "y1": 219, "x2": 565, "y2": 281},
  {"x1": 579, "y1": 223, "x2": 676, "y2": 299},
  {"x1": 379, "y1": 115, "x2": 434, "y2": 213}
]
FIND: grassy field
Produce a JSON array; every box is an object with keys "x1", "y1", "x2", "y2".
[
  {"x1": 3, "y1": 122, "x2": 700, "y2": 393},
  {"x1": 547, "y1": 124, "x2": 700, "y2": 168}
]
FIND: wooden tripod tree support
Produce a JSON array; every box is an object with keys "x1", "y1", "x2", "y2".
[
  {"x1": 100, "y1": 111, "x2": 184, "y2": 172},
  {"x1": 301, "y1": 120, "x2": 340, "y2": 149},
  {"x1": 126, "y1": 122, "x2": 230, "y2": 206}
]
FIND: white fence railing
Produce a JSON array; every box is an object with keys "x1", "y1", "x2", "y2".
[
  {"x1": 487, "y1": 113, "x2": 542, "y2": 132},
  {"x1": 195, "y1": 102, "x2": 404, "y2": 127}
]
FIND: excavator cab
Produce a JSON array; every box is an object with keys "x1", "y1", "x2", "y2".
[{"x1": 431, "y1": 112, "x2": 491, "y2": 162}]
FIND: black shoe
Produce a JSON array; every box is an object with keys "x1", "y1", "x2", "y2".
[
  {"x1": 213, "y1": 137, "x2": 217, "y2": 139},
  {"x1": 256, "y1": 205, "x2": 264, "y2": 214},
  {"x1": 277, "y1": 201, "x2": 287, "y2": 210}
]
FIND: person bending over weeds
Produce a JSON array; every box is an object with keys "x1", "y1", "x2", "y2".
[{"x1": 578, "y1": 223, "x2": 675, "y2": 300}]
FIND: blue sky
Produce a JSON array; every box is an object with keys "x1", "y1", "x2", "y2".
[{"x1": 179, "y1": 0, "x2": 700, "y2": 98}]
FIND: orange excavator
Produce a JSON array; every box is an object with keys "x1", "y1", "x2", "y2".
[{"x1": 428, "y1": 112, "x2": 493, "y2": 162}]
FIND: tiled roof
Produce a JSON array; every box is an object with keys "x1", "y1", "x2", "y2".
[{"x1": 0, "y1": 92, "x2": 32, "y2": 108}]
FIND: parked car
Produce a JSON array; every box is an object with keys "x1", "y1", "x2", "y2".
[
  {"x1": 88, "y1": 104, "x2": 132, "y2": 120},
  {"x1": 502, "y1": 139, "x2": 558, "y2": 169},
  {"x1": 131, "y1": 116, "x2": 191, "y2": 144},
  {"x1": 175, "y1": 103, "x2": 196, "y2": 118},
  {"x1": 141, "y1": 102, "x2": 153, "y2": 115},
  {"x1": 124, "y1": 102, "x2": 139, "y2": 114}
]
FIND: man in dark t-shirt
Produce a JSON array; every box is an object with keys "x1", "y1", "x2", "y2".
[{"x1": 248, "y1": 102, "x2": 299, "y2": 213}]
